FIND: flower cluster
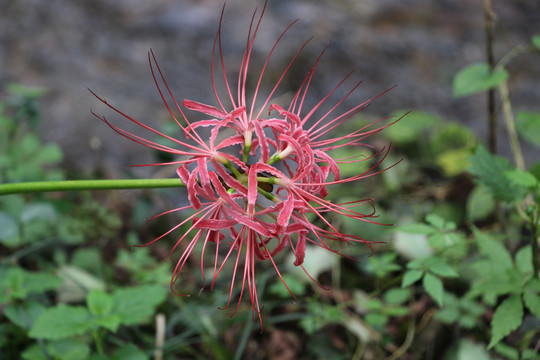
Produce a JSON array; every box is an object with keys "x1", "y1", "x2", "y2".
[{"x1": 92, "y1": 3, "x2": 396, "y2": 326}]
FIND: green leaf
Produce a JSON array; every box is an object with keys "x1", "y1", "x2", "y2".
[
  {"x1": 301, "y1": 301, "x2": 344, "y2": 334},
  {"x1": 467, "y1": 146, "x2": 518, "y2": 202},
  {"x1": 528, "y1": 278, "x2": 540, "y2": 292},
  {"x1": 29, "y1": 305, "x2": 92, "y2": 340},
  {"x1": 435, "y1": 148, "x2": 472, "y2": 177},
  {"x1": 406, "y1": 258, "x2": 426, "y2": 270},
  {"x1": 363, "y1": 253, "x2": 402, "y2": 278},
  {"x1": 20, "y1": 133, "x2": 40, "y2": 155},
  {"x1": 94, "y1": 314, "x2": 122, "y2": 333},
  {"x1": 470, "y1": 280, "x2": 521, "y2": 301},
  {"x1": 435, "y1": 306, "x2": 460, "y2": 324},
  {"x1": 453, "y1": 62, "x2": 509, "y2": 97},
  {"x1": 504, "y1": 168, "x2": 538, "y2": 189},
  {"x1": 425, "y1": 214, "x2": 447, "y2": 230},
  {"x1": 531, "y1": 161, "x2": 540, "y2": 181},
  {"x1": 488, "y1": 295, "x2": 524, "y2": 348},
  {"x1": 1, "y1": 267, "x2": 63, "y2": 302},
  {"x1": 402, "y1": 269, "x2": 424, "y2": 288},
  {"x1": 532, "y1": 35, "x2": 540, "y2": 51},
  {"x1": 22, "y1": 340, "x2": 90, "y2": 360},
  {"x1": 397, "y1": 223, "x2": 435, "y2": 234},
  {"x1": 0, "y1": 212, "x2": 19, "y2": 244},
  {"x1": 20, "y1": 203, "x2": 57, "y2": 223},
  {"x1": 364, "y1": 298, "x2": 384, "y2": 311},
  {"x1": 493, "y1": 343, "x2": 519, "y2": 360},
  {"x1": 36, "y1": 144, "x2": 63, "y2": 164},
  {"x1": 384, "y1": 306, "x2": 409, "y2": 317},
  {"x1": 429, "y1": 262, "x2": 459, "y2": 278},
  {"x1": 6, "y1": 82, "x2": 46, "y2": 99},
  {"x1": 383, "y1": 288, "x2": 410, "y2": 305},
  {"x1": 443, "y1": 339, "x2": 492, "y2": 360},
  {"x1": 423, "y1": 273, "x2": 444, "y2": 306},
  {"x1": 437, "y1": 293, "x2": 485, "y2": 329},
  {"x1": 50, "y1": 340, "x2": 91, "y2": 360},
  {"x1": 0, "y1": 194, "x2": 25, "y2": 217},
  {"x1": 473, "y1": 228, "x2": 513, "y2": 273},
  {"x1": 110, "y1": 344, "x2": 148, "y2": 360},
  {"x1": 515, "y1": 246, "x2": 533, "y2": 275},
  {"x1": 516, "y1": 111, "x2": 540, "y2": 148},
  {"x1": 384, "y1": 110, "x2": 442, "y2": 144},
  {"x1": 365, "y1": 313, "x2": 388, "y2": 329},
  {"x1": 430, "y1": 122, "x2": 476, "y2": 155},
  {"x1": 268, "y1": 274, "x2": 307, "y2": 298},
  {"x1": 4, "y1": 300, "x2": 46, "y2": 329},
  {"x1": 330, "y1": 147, "x2": 373, "y2": 177},
  {"x1": 523, "y1": 290, "x2": 540, "y2": 320},
  {"x1": 87, "y1": 290, "x2": 113, "y2": 316},
  {"x1": 72, "y1": 248, "x2": 103, "y2": 273},
  {"x1": 112, "y1": 285, "x2": 167, "y2": 326},
  {"x1": 466, "y1": 185, "x2": 495, "y2": 221},
  {"x1": 522, "y1": 349, "x2": 539, "y2": 360}
]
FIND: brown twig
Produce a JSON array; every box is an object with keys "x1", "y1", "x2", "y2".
[{"x1": 484, "y1": 0, "x2": 497, "y2": 154}]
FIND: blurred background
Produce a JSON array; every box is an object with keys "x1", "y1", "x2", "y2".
[
  {"x1": 2, "y1": 1, "x2": 540, "y2": 359},
  {"x1": 1, "y1": 0, "x2": 539, "y2": 175}
]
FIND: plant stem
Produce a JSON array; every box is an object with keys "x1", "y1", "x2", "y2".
[
  {"x1": 498, "y1": 81, "x2": 526, "y2": 171},
  {"x1": 92, "y1": 329, "x2": 104, "y2": 355},
  {"x1": 0, "y1": 178, "x2": 184, "y2": 196},
  {"x1": 532, "y1": 207, "x2": 539, "y2": 279},
  {"x1": 484, "y1": 0, "x2": 497, "y2": 154}
]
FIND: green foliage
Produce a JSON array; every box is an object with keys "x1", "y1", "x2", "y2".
[
  {"x1": 360, "y1": 289, "x2": 409, "y2": 330},
  {"x1": 0, "y1": 87, "x2": 63, "y2": 183},
  {"x1": 452, "y1": 63, "x2": 509, "y2": 97},
  {"x1": 115, "y1": 233, "x2": 171, "y2": 285},
  {"x1": 1, "y1": 14, "x2": 540, "y2": 359},
  {"x1": 443, "y1": 339, "x2": 492, "y2": 360},
  {"x1": 0, "y1": 267, "x2": 63, "y2": 304},
  {"x1": 4, "y1": 300, "x2": 47, "y2": 330},
  {"x1": 268, "y1": 274, "x2": 307, "y2": 298},
  {"x1": 523, "y1": 281, "x2": 540, "y2": 320},
  {"x1": 429, "y1": 123, "x2": 476, "y2": 176},
  {"x1": 488, "y1": 295, "x2": 523, "y2": 349},
  {"x1": 434, "y1": 293, "x2": 484, "y2": 329},
  {"x1": 300, "y1": 299, "x2": 344, "y2": 334},
  {"x1": 29, "y1": 305, "x2": 94, "y2": 340},
  {"x1": 29, "y1": 285, "x2": 167, "y2": 340},
  {"x1": 384, "y1": 110, "x2": 441, "y2": 145},
  {"x1": 398, "y1": 215, "x2": 467, "y2": 259},
  {"x1": 516, "y1": 111, "x2": 540, "y2": 148},
  {"x1": 111, "y1": 285, "x2": 167, "y2": 326},
  {"x1": 22, "y1": 339, "x2": 90, "y2": 360},
  {"x1": 362, "y1": 252, "x2": 401, "y2": 278},
  {"x1": 466, "y1": 185, "x2": 495, "y2": 221},
  {"x1": 532, "y1": 35, "x2": 540, "y2": 51},
  {"x1": 89, "y1": 344, "x2": 148, "y2": 360},
  {"x1": 402, "y1": 256, "x2": 458, "y2": 306},
  {"x1": 468, "y1": 145, "x2": 527, "y2": 202}
]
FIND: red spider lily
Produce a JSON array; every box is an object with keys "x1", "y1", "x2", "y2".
[{"x1": 91, "y1": 1, "x2": 398, "y2": 328}]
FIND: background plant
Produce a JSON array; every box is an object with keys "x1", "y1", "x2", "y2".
[{"x1": 1, "y1": 16, "x2": 540, "y2": 360}]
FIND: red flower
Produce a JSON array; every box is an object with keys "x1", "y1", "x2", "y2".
[{"x1": 91, "y1": 1, "x2": 398, "y2": 327}]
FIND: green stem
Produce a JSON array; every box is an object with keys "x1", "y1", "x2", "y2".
[
  {"x1": 498, "y1": 81, "x2": 526, "y2": 171},
  {"x1": 0, "y1": 179, "x2": 184, "y2": 196},
  {"x1": 532, "y1": 207, "x2": 539, "y2": 279},
  {"x1": 92, "y1": 329, "x2": 104, "y2": 355},
  {"x1": 496, "y1": 45, "x2": 534, "y2": 70}
]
